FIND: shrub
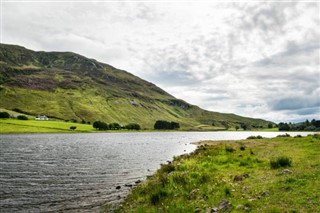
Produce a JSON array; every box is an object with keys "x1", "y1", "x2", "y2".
[
  {"x1": 276, "y1": 133, "x2": 291, "y2": 138},
  {"x1": 225, "y1": 146, "x2": 235, "y2": 153},
  {"x1": 150, "y1": 189, "x2": 167, "y2": 205},
  {"x1": 160, "y1": 163, "x2": 175, "y2": 174},
  {"x1": 224, "y1": 187, "x2": 231, "y2": 196},
  {"x1": 17, "y1": 115, "x2": 28, "y2": 120},
  {"x1": 0, "y1": 111, "x2": 10, "y2": 118},
  {"x1": 270, "y1": 156, "x2": 292, "y2": 169},
  {"x1": 70, "y1": 126, "x2": 77, "y2": 130},
  {"x1": 240, "y1": 144, "x2": 246, "y2": 151},
  {"x1": 247, "y1": 135, "x2": 263, "y2": 139}
]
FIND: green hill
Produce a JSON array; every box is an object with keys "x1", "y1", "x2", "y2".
[{"x1": 0, "y1": 43, "x2": 271, "y2": 130}]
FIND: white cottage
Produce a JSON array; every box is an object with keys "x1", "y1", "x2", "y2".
[{"x1": 35, "y1": 115, "x2": 49, "y2": 120}]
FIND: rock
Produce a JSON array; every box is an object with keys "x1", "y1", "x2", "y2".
[
  {"x1": 211, "y1": 207, "x2": 219, "y2": 212},
  {"x1": 189, "y1": 188, "x2": 200, "y2": 199},
  {"x1": 280, "y1": 169, "x2": 293, "y2": 175},
  {"x1": 116, "y1": 186, "x2": 121, "y2": 190},
  {"x1": 236, "y1": 204, "x2": 245, "y2": 210},
  {"x1": 261, "y1": 191, "x2": 270, "y2": 197},
  {"x1": 242, "y1": 173, "x2": 249, "y2": 178},
  {"x1": 195, "y1": 207, "x2": 201, "y2": 213},
  {"x1": 234, "y1": 173, "x2": 249, "y2": 182},
  {"x1": 206, "y1": 206, "x2": 219, "y2": 213},
  {"x1": 233, "y1": 175, "x2": 243, "y2": 182},
  {"x1": 135, "y1": 180, "x2": 141, "y2": 184},
  {"x1": 218, "y1": 199, "x2": 231, "y2": 211},
  {"x1": 125, "y1": 184, "x2": 133, "y2": 187}
]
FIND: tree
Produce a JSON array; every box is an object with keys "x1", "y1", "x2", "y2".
[
  {"x1": 93, "y1": 121, "x2": 108, "y2": 130},
  {"x1": 154, "y1": 120, "x2": 180, "y2": 130},
  {"x1": 109, "y1": 122, "x2": 121, "y2": 130},
  {"x1": 0, "y1": 112, "x2": 10, "y2": 118},
  {"x1": 268, "y1": 123, "x2": 273, "y2": 129},
  {"x1": 278, "y1": 122, "x2": 290, "y2": 131},
  {"x1": 170, "y1": 121, "x2": 180, "y2": 129},
  {"x1": 17, "y1": 115, "x2": 28, "y2": 120},
  {"x1": 240, "y1": 123, "x2": 251, "y2": 131},
  {"x1": 235, "y1": 125, "x2": 240, "y2": 131},
  {"x1": 125, "y1": 123, "x2": 141, "y2": 130},
  {"x1": 221, "y1": 121, "x2": 229, "y2": 130}
]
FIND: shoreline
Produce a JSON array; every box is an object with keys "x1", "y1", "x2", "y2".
[{"x1": 110, "y1": 134, "x2": 320, "y2": 212}]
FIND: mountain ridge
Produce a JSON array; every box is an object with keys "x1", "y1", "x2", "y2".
[{"x1": 0, "y1": 43, "x2": 271, "y2": 130}]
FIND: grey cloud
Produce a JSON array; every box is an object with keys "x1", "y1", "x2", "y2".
[
  {"x1": 255, "y1": 40, "x2": 320, "y2": 67},
  {"x1": 294, "y1": 107, "x2": 320, "y2": 116},
  {"x1": 271, "y1": 96, "x2": 320, "y2": 111}
]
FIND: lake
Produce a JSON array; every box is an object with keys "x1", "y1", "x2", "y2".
[{"x1": 0, "y1": 131, "x2": 313, "y2": 212}]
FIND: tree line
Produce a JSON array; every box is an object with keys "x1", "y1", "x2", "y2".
[
  {"x1": 0, "y1": 111, "x2": 28, "y2": 120},
  {"x1": 278, "y1": 119, "x2": 320, "y2": 131},
  {"x1": 154, "y1": 120, "x2": 180, "y2": 130},
  {"x1": 93, "y1": 121, "x2": 141, "y2": 130}
]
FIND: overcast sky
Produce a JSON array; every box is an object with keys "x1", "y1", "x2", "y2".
[{"x1": 1, "y1": 1, "x2": 319, "y2": 123}]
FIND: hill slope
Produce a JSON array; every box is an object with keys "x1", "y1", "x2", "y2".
[{"x1": 0, "y1": 43, "x2": 271, "y2": 129}]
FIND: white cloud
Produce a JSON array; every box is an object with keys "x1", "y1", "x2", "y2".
[{"x1": 1, "y1": 1, "x2": 319, "y2": 123}]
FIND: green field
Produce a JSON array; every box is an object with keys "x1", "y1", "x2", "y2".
[
  {"x1": 0, "y1": 118, "x2": 95, "y2": 133},
  {"x1": 110, "y1": 134, "x2": 320, "y2": 212}
]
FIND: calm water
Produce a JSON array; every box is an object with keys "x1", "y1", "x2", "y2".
[{"x1": 0, "y1": 131, "x2": 313, "y2": 212}]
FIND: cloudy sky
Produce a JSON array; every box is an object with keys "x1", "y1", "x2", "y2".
[{"x1": 1, "y1": 0, "x2": 319, "y2": 123}]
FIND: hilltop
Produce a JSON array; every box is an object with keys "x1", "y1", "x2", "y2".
[{"x1": 0, "y1": 43, "x2": 271, "y2": 130}]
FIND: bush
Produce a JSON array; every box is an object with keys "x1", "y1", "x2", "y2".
[
  {"x1": 0, "y1": 111, "x2": 10, "y2": 118},
  {"x1": 270, "y1": 156, "x2": 292, "y2": 169},
  {"x1": 276, "y1": 133, "x2": 291, "y2": 138},
  {"x1": 247, "y1": 135, "x2": 263, "y2": 139},
  {"x1": 225, "y1": 146, "x2": 235, "y2": 153},
  {"x1": 70, "y1": 126, "x2": 77, "y2": 130},
  {"x1": 150, "y1": 189, "x2": 167, "y2": 205},
  {"x1": 17, "y1": 115, "x2": 28, "y2": 120}
]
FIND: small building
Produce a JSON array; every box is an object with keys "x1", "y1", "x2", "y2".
[{"x1": 35, "y1": 115, "x2": 49, "y2": 121}]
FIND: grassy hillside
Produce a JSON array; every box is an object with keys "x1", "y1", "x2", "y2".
[
  {"x1": 0, "y1": 43, "x2": 271, "y2": 130},
  {"x1": 111, "y1": 134, "x2": 320, "y2": 212}
]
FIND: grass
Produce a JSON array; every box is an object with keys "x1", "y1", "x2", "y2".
[
  {"x1": 109, "y1": 134, "x2": 320, "y2": 213},
  {"x1": 0, "y1": 118, "x2": 95, "y2": 133},
  {"x1": 270, "y1": 156, "x2": 292, "y2": 169}
]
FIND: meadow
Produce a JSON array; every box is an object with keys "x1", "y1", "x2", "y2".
[
  {"x1": 111, "y1": 134, "x2": 320, "y2": 213},
  {"x1": 0, "y1": 118, "x2": 95, "y2": 133}
]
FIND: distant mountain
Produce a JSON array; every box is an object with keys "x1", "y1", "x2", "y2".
[{"x1": 0, "y1": 43, "x2": 271, "y2": 130}]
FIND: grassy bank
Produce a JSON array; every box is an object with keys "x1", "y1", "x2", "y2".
[{"x1": 110, "y1": 134, "x2": 320, "y2": 213}]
